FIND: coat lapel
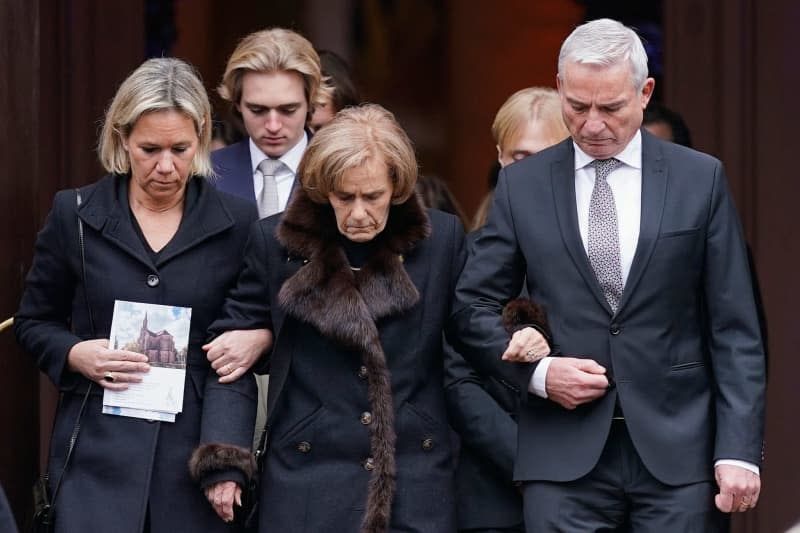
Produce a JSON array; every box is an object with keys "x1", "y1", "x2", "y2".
[
  {"x1": 550, "y1": 142, "x2": 612, "y2": 312},
  {"x1": 78, "y1": 175, "x2": 236, "y2": 269},
  {"x1": 617, "y1": 130, "x2": 667, "y2": 312}
]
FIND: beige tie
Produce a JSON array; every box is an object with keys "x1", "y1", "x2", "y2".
[{"x1": 257, "y1": 159, "x2": 283, "y2": 218}]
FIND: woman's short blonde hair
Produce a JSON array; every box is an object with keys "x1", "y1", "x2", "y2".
[
  {"x1": 299, "y1": 104, "x2": 417, "y2": 204},
  {"x1": 218, "y1": 28, "x2": 325, "y2": 112},
  {"x1": 491, "y1": 87, "x2": 568, "y2": 151},
  {"x1": 98, "y1": 57, "x2": 213, "y2": 177}
]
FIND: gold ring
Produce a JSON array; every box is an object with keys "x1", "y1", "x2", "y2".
[
  {"x1": 526, "y1": 349, "x2": 537, "y2": 361},
  {"x1": 103, "y1": 371, "x2": 115, "y2": 383}
]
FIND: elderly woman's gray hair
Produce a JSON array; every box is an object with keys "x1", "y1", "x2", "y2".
[
  {"x1": 98, "y1": 57, "x2": 214, "y2": 177},
  {"x1": 299, "y1": 103, "x2": 418, "y2": 204}
]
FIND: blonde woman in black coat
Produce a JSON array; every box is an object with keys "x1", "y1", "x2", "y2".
[
  {"x1": 15, "y1": 58, "x2": 269, "y2": 532},
  {"x1": 201, "y1": 104, "x2": 464, "y2": 532}
]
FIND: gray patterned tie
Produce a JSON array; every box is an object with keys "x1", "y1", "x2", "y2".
[
  {"x1": 257, "y1": 158, "x2": 283, "y2": 218},
  {"x1": 588, "y1": 158, "x2": 624, "y2": 312}
]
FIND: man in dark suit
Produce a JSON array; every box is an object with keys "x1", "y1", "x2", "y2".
[
  {"x1": 212, "y1": 27, "x2": 323, "y2": 216},
  {"x1": 447, "y1": 18, "x2": 766, "y2": 531},
  {"x1": 207, "y1": 28, "x2": 325, "y2": 447}
]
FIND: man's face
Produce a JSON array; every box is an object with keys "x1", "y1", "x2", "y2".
[
  {"x1": 558, "y1": 61, "x2": 654, "y2": 159},
  {"x1": 497, "y1": 118, "x2": 563, "y2": 167},
  {"x1": 237, "y1": 70, "x2": 309, "y2": 158}
]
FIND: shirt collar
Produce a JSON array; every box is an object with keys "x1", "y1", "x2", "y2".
[
  {"x1": 248, "y1": 131, "x2": 309, "y2": 174},
  {"x1": 573, "y1": 129, "x2": 642, "y2": 171}
]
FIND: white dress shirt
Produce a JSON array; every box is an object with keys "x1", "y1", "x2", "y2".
[
  {"x1": 248, "y1": 133, "x2": 308, "y2": 213},
  {"x1": 525, "y1": 131, "x2": 758, "y2": 475}
]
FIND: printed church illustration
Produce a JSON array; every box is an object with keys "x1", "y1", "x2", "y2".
[{"x1": 137, "y1": 312, "x2": 178, "y2": 365}]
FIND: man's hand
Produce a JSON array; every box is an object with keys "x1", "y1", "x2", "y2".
[
  {"x1": 545, "y1": 357, "x2": 608, "y2": 409},
  {"x1": 714, "y1": 464, "x2": 760, "y2": 513}
]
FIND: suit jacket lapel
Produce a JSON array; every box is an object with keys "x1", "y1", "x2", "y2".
[
  {"x1": 550, "y1": 142, "x2": 613, "y2": 312},
  {"x1": 618, "y1": 130, "x2": 667, "y2": 313},
  {"x1": 214, "y1": 139, "x2": 256, "y2": 202}
]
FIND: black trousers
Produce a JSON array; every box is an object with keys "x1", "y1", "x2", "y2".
[{"x1": 521, "y1": 420, "x2": 729, "y2": 532}]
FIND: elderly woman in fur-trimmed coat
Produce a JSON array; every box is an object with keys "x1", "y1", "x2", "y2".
[{"x1": 192, "y1": 104, "x2": 464, "y2": 532}]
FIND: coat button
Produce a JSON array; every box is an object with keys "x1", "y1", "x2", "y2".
[
  {"x1": 296, "y1": 441, "x2": 311, "y2": 453},
  {"x1": 610, "y1": 323, "x2": 621, "y2": 335},
  {"x1": 146, "y1": 274, "x2": 160, "y2": 287},
  {"x1": 357, "y1": 366, "x2": 368, "y2": 379},
  {"x1": 363, "y1": 457, "x2": 375, "y2": 471},
  {"x1": 422, "y1": 438, "x2": 434, "y2": 451},
  {"x1": 360, "y1": 412, "x2": 373, "y2": 425}
]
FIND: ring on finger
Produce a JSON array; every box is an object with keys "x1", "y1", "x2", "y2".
[
  {"x1": 103, "y1": 371, "x2": 115, "y2": 383},
  {"x1": 526, "y1": 349, "x2": 537, "y2": 361}
]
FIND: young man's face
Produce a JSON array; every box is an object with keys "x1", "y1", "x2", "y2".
[{"x1": 237, "y1": 70, "x2": 309, "y2": 158}]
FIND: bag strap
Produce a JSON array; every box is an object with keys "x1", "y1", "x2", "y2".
[{"x1": 47, "y1": 188, "x2": 95, "y2": 515}]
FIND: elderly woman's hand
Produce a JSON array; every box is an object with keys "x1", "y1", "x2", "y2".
[
  {"x1": 203, "y1": 328, "x2": 273, "y2": 383},
  {"x1": 501, "y1": 326, "x2": 551, "y2": 363},
  {"x1": 205, "y1": 480, "x2": 242, "y2": 522},
  {"x1": 67, "y1": 339, "x2": 150, "y2": 390}
]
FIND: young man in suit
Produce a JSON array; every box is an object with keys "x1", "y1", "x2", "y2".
[
  {"x1": 448, "y1": 18, "x2": 765, "y2": 531},
  {"x1": 212, "y1": 27, "x2": 323, "y2": 217},
  {"x1": 209, "y1": 28, "x2": 324, "y2": 448}
]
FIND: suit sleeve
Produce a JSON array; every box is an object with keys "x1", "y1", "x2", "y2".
[
  {"x1": 14, "y1": 190, "x2": 84, "y2": 389},
  {"x1": 704, "y1": 162, "x2": 766, "y2": 465},
  {"x1": 446, "y1": 172, "x2": 537, "y2": 400},
  {"x1": 444, "y1": 342, "x2": 517, "y2": 477}
]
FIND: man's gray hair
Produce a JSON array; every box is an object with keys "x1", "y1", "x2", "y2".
[{"x1": 558, "y1": 18, "x2": 649, "y2": 89}]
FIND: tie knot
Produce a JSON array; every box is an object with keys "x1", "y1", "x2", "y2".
[
  {"x1": 258, "y1": 158, "x2": 283, "y2": 177},
  {"x1": 593, "y1": 158, "x2": 621, "y2": 180}
]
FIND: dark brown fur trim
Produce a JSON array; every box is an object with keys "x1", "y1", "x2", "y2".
[
  {"x1": 502, "y1": 298, "x2": 550, "y2": 336},
  {"x1": 274, "y1": 188, "x2": 433, "y2": 532},
  {"x1": 188, "y1": 443, "x2": 256, "y2": 483}
]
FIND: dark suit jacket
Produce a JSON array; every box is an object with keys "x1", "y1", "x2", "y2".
[
  {"x1": 211, "y1": 139, "x2": 256, "y2": 202},
  {"x1": 447, "y1": 130, "x2": 766, "y2": 486},
  {"x1": 211, "y1": 133, "x2": 310, "y2": 204},
  {"x1": 15, "y1": 175, "x2": 258, "y2": 533}
]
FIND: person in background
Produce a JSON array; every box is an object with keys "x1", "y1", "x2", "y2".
[
  {"x1": 643, "y1": 100, "x2": 693, "y2": 148},
  {"x1": 15, "y1": 58, "x2": 268, "y2": 532},
  {"x1": 204, "y1": 104, "x2": 464, "y2": 532},
  {"x1": 309, "y1": 49, "x2": 361, "y2": 132},
  {"x1": 446, "y1": 86, "x2": 568, "y2": 533},
  {"x1": 415, "y1": 174, "x2": 468, "y2": 229},
  {"x1": 206, "y1": 27, "x2": 326, "y2": 449},
  {"x1": 472, "y1": 87, "x2": 569, "y2": 230},
  {"x1": 448, "y1": 18, "x2": 765, "y2": 531}
]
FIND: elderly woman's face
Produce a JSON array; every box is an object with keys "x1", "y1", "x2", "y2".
[
  {"x1": 329, "y1": 157, "x2": 394, "y2": 243},
  {"x1": 124, "y1": 109, "x2": 198, "y2": 202}
]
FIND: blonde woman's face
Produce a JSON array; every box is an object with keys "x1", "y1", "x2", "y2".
[
  {"x1": 498, "y1": 118, "x2": 561, "y2": 167},
  {"x1": 124, "y1": 109, "x2": 198, "y2": 202}
]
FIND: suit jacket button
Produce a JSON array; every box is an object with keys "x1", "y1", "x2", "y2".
[
  {"x1": 146, "y1": 274, "x2": 160, "y2": 287},
  {"x1": 360, "y1": 411, "x2": 373, "y2": 425},
  {"x1": 421, "y1": 438, "x2": 434, "y2": 451},
  {"x1": 363, "y1": 457, "x2": 375, "y2": 471},
  {"x1": 610, "y1": 324, "x2": 621, "y2": 335},
  {"x1": 357, "y1": 366, "x2": 368, "y2": 379},
  {"x1": 296, "y1": 441, "x2": 311, "y2": 453}
]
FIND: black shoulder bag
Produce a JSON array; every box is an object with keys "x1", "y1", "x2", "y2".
[{"x1": 31, "y1": 189, "x2": 95, "y2": 533}]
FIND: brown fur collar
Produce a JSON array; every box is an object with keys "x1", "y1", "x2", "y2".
[
  {"x1": 188, "y1": 443, "x2": 256, "y2": 486},
  {"x1": 276, "y1": 189, "x2": 431, "y2": 533}
]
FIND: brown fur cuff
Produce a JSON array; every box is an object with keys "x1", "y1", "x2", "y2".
[
  {"x1": 189, "y1": 443, "x2": 256, "y2": 483},
  {"x1": 502, "y1": 298, "x2": 550, "y2": 339}
]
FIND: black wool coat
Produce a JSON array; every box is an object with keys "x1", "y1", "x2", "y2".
[
  {"x1": 209, "y1": 189, "x2": 465, "y2": 533},
  {"x1": 15, "y1": 175, "x2": 258, "y2": 533}
]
